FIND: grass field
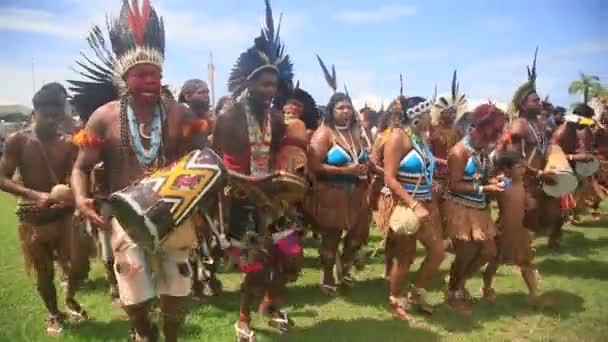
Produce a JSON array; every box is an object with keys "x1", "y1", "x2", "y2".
[{"x1": 1, "y1": 192, "x2": 608, "y2": 341}]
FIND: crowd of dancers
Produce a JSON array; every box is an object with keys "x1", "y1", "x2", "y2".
[{"x1": 1, "y1": 0, "x2": 607, "y2": 341}]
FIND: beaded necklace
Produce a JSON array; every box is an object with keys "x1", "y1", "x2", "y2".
[{"x1": 243, "y1": 99, "x2": 272, "y2": 176}]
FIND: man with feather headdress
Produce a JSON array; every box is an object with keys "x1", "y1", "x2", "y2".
[
  {"x1": 69, "y1": 1, "x2": 206, "y2": 340},
  {"x1": 212, "y1": 1, "x2": 306, "y2": 340},
  {"x1": 499, "y1": 48, "x2": 564, "y2": 247}
]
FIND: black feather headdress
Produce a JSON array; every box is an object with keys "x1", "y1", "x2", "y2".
[
  {"x1": 510, "y1": 47, "x2": 539, "y2": 113},
  {"x1": 68, "y1": 0, "x2": 165, "y2": 122},
  {"x1": 316, "y1": 55, "x2": 338, "y2": 93},
  {"x1": 228, "y1": 0, "x2": 293, "y2": 97}
]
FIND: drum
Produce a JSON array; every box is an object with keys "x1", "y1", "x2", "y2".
[
  {"x1": 575, "y1": 156, "x2": 600, "y2": 177},
  {"x1": 227, "y1": 170, "x2": 309, "y2": 228},
  {"x1": 110, "y1": 148, "x2": 227, "y2": 252},
  {"x1": 542, "y1": 144, "x2": 578, "y2": 198}
]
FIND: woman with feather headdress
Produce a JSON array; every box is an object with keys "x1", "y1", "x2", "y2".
[
  {"x1": 373, "y1": 94, "x2": 447, "y2": 319},
  {"x1": 429, "y1": 70, "x2": 468, "y2": 183},
  {"x1": 69, "y1": 1, "x2": 207, "y2": 340},
  {"x1": 304, "y1": 56, "x2": 371, "y2": 297}
]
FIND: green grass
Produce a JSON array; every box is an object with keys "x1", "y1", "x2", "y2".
[{"x1": 1, "y1": 191, "x2": 608, "y2": 341}]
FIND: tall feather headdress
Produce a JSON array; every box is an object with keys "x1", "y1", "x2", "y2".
[
  {"x1": 228, "y1": 0, "x2": 293, "y2": 97},
  {"x1": 68, "y1": 0, "x2": 165, "y2": 122},
  {"x1": 431, "y1": 70, "x2": 468, "y2": 125},
  {"x1": 510, "y1": 47, "x2": 539, "y2": 114},
  {"x1": 316, "y1": 55, "x2": 338, "y2": 94}
]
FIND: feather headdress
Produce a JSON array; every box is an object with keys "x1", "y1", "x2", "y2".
[
  {"x1": 510, "y1": 47, "x2": 539, "y2": 114},
  {"x1": 228, "y1": 0, "x2": 293, "y2": 97},
  {"x1": 431, "y1": 70, "x2": 468, "y2": 125},
  {"x1": 68, "y1": 0, "x2": 165, "y2": 122},
  {"x1": 316, "y1": 55, "x2": 338, "y2": 93}
]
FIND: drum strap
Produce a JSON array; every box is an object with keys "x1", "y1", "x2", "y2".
[
  {"x1": 527, "y1": 146, "x2": 537, "y2": 165},
  {"x1": 32, "y1": 134, "x2": 60, "y2": 186}
]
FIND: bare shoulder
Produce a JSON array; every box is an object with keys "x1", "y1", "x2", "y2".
[
  {"x1": 448, "y1": 141, "x2": 467, "y2": 159},
  {"x1": 510, "y1": 118, "x2": 528, "y2": 132},
  {"x1": 311, "y1": 124, "x2": 331, "y2": 141},
  {"x1": 166, "y1": 101, "x2": 191, "y2": 121},
  {"x1": 4, "y1": 130, "x2": 27, "y2": 152},
  {"x1": 86, "y1": 100, "x2": 120, "y2": 131}
]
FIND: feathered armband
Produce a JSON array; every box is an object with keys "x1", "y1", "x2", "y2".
[
  {"x1": 73, "y1": 129, "x2": 104, "y2": 149},
  {"x1": 182, "y1": 119, "x2": 210, "y2": 138}
]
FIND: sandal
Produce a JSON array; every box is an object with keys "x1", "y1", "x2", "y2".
[
  {"x1": 389, "y1": 296, "x2": 413, "y2": 322},
  {"x1": 591, "y1": 211, "x2": 602, "y2": 221},
  {"x1": 66, "y1": 299, "x2": 89, "y2": 322},
  {"x1": 235, "y1": 322, "x2": 256, "y2": 342},
  {"x1": 320, "y1": 284, "x2": 338, "y2": 297},
  {"x1": 267, "y1": 310, "x2": 294, "y2": 333},
  {"x1": 410, "y1": 287, "x2": 433, "y2": 314},
  {"x1": 45, "y1": 314, "x2": 64, "y2": 336},
  {"x1": 341, "y1": 273, "x2": 355, "y2": 288}
]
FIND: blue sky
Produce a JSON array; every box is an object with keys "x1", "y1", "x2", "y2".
[{"x1": 0, "y1": 0, "x2": 606, "y2": 110}]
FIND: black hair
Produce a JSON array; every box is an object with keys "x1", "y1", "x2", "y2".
[
  {"x1": 553, "y1": 106, "x2": 566, "y2": 115},
  {"x1": 178, "y1": 79, "x2": 206, "y2": 103},
  {"x1": 215, "y1": 96, "x2": 232, "y2": 114},
  {"x1": 33, "y1": 82, "x2": 67, "y2": 113},
  {"x1": 377, "y1": 111, "x2": 395, "y2": 132},
  {"x1": 324, "y1": 92, "x2": 355, "y2": 127},
  {"x1": 399, "y1": 96, "x2": 426, "y2": 124},
  {"x1": 573, "y1": 103, "x2": 595, "y2": 118},
  {"x1": 494, "y1": 150, "x2": 524, "y2": 171}
]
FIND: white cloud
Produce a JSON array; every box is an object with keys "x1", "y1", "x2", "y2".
[
  {"x1": 0, "y1": 63, "x2": 76, "y2": 106},
  {"x1": 461, "y1": 40, "x2": 608, "y2": 105},
  {"x1": 335, "y1": 4, "x2": 416, "y2": 23},
  {"x1": 0, "y1": 7, "x2": 87, "y2": 39}
]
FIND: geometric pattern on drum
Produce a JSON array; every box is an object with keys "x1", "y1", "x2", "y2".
[{"x1": 149, "y1": 149, "x2": 224, "y2": 228}]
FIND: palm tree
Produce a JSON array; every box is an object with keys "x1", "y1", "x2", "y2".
[{"x1": 568, "y1": 73, "x2": 602, "y2": 104}]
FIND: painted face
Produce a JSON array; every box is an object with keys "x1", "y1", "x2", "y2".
[
  {"x1": 441, "y1": 108, "x2": 456, "y2": 125},
  {"x1": 186, "y1": 82, "x2": 210, "y2": 109},
  {"x1": 249, "y1": 69, "x2": 278, "y2": 107},
  {"x1": 124, "y1": 63, "x2": 162, "y2": 105},
  {"x1": 333, "y1": 100, "x2": 353, "y2": 127},
  {"x1": 523, "y1": 92, "x2": 541, "y2": 116}
]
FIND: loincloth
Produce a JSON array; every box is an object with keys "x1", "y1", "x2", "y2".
[
  {"x1": 18, "y1": 216, "x2": 72, "y2": 275},
  {"x1": 495, "y1": 221, "x2": 533, "y2": 266},
  {"x1": 16, "y1": 201, "x2": 73, "y2": 226}
]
